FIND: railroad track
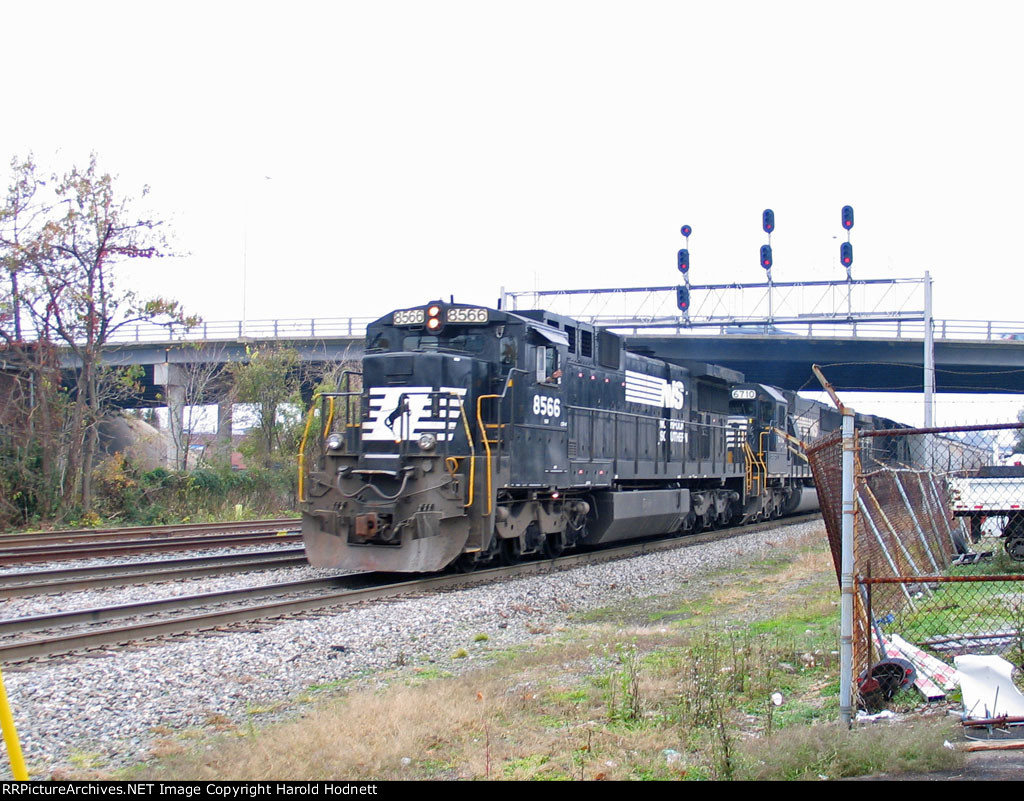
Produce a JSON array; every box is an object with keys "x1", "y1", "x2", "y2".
[
  {"x1": 0, "y1": 548, "x2": 309, "y2": 598},
  {"x1": 0, "y1": 518, "x2": 301, "y2": 545},
  {"x1": 0, "y1": 519, "x2": 302, "y2": 565},
  {"x1": 0, "y1": 513, "x2": 820, "y2": 664}
]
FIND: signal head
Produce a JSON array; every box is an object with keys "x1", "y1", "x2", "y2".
[
  {"x1": 677, "y1": 248, "x2": 690, "y2": 274},
  {"x1": 762, "y1": 209, "x2": 775, "y2": 234},
  {"x1": 840, "y1": 241, "x2": 853, "y2": 267},
  {"x1": 680, "y1": 224, "x2": 692, "y2": 238},
  {"x1": 760, "y1": 244, "x2": 773, "y2": 270},
  {"x1": 676, "y1": 285, "x2": 690, "y2": 312},
  {"x1": 841, "y1": 205, "x2": 854, "y2": 230}
]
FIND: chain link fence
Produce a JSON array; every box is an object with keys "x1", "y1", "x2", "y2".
[{"x1": 807, "y1": 422, "x2": 1024, "y2": 710}]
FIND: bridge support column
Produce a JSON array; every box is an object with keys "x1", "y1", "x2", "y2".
[
  {"x1": 155, "y1": 363, "x2": 186, "y2": 470},
  {"x1": 216, "y1": 398, "x2": 234, "y2": 464}
]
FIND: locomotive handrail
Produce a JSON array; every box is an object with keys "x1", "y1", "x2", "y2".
[
  {"x1": 296, "y1": 390, "x2": 359, "y2": 502},
  {"x1": 297, "y1": 392, "x2": 325, "y2": 503},
  {"x1": 455, "y1": 395, "x2": 476, "y2": 510},
  {"x1": 769, "y1": 425, "x2": 811, "y2": 467},
  {"x1": 742, "y1": 440, "x2": 762, "y2": 496},
  {"x1": 758, "y1": 430, "x2": 778, "y2": 475},
  {"x1": 297, "y1": 372, "x2": 364, "y2": 503},
  {"x1": 476, "y1": 394, "x2": 500, "y2": 516},
  {"x1": 324, "y1": 396, "x2": 336, "y2": 440}
]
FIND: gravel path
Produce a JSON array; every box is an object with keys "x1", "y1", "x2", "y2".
[{"x1": 0, "y1": 520, "x2": 823, "y2": 778}]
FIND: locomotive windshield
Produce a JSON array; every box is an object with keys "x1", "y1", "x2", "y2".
[
  {"x1": 367, "y1": 322, "x2": 499, "y2": 359},
  {"x1": 401, "y1": 333, "x2": 489, "y2": 353}
]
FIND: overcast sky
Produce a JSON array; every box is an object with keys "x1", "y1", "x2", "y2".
[{"x1": 3, "y1": 1, "x2": 1022, "y2": 427}]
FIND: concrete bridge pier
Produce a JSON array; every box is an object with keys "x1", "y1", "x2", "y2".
[
  {"x1": 216, "y1": 398, "x2": 233, "y2": 463},
  {"x1": 154, "y1": 363, "x2": 234, "y2": 469},
  {"x1": 155, "y1": 363, "x2": 186, "y2": 469}
]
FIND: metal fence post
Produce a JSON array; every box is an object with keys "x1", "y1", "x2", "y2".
[{"x1": 840, "y1": 409, "x2": 856, "y2": 728}]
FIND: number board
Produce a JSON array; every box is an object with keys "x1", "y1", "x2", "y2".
[
  {"x1": 446, "y1": 308, "x2": 488, "y2": 324},
  {"x1": 393, "y1": 308, "x2": 425, "y2": 326}
]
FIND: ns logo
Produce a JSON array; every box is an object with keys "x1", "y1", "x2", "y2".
[{"x1": 662, "y1": 380, "x2": 685, "y2": 410}]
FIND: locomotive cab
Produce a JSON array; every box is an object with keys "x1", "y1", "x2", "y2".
[
  {"x1": 728, "y1": 383, "x2": 789, "y2": 475},
  {"x1": 301, "y1": 301, "x2": 511, "y2": 571},
  {"x1": 727, "y1": 383, "x2": 809, "y2": 519}
]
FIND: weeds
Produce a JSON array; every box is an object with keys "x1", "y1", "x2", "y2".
[
  {"x1": 605, "y1": 644, "x2": 643, "y2": 723},
  {"x1": 109, "y1": 528, "x2": 961, "y2": 782}
]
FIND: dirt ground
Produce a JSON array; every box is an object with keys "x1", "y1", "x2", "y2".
[{"x1": 855, "y1": 746, "x2": 1024, "y2": 781}]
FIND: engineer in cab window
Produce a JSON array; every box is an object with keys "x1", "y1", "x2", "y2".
[{"x1": 544, "y1": 347, "x2": 562, "y2": 385}]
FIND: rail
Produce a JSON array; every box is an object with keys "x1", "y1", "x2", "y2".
[{"x1": 90, "y1": 316, "x2": 1024, "y2": 346}]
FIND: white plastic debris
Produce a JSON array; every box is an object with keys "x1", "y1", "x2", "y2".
[
  {"x1": 955, "y1": 654, "x2": 1024, "y2": 720},
  {"x1": 855, "y1": 709, "x2": 896, "y2": 722}
]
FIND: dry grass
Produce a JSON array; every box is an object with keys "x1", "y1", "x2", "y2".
[{"x1": 116, "y1": 527, "x2": 962, "y2": 781}]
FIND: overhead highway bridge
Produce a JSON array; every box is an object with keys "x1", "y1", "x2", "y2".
[{"x1": 57, "y1": 314, "x2": 1024, "y2": 403}]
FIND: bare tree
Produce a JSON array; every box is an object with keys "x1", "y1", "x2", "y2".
[{"x1": 1, "y1": 153, "x2": 197, "y2": 513}]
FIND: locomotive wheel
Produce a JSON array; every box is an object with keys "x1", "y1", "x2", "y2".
[
  {"x1": 499, "y1": 537, "x2": 523, "y2": 566},
  {"x1": 452, "y1": 553, "x2": 479, "y2": 573},
  {"x1": 541, "y1": 532, "x2": 565, "y2": 559}
]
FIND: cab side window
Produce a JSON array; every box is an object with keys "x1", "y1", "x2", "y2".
[
  {"x1": 500, "y1": 337, "x2": 517, "y2": 372},
  {"x1": 536, "y1": 346, "x2": 562, "y2": 385}
]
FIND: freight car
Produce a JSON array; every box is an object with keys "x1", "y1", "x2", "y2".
[{"x1": 299, "y1": 300, "x2": 831, "y2": 572}]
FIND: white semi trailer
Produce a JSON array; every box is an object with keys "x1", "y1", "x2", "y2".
[{"x1": 948, "y1": 465, "x2": 1024, "y2": 561}]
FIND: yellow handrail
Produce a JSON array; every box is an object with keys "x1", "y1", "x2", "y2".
[
  {"x1": 754, "y1": 433, "x2": 769, "y2": 478},
  {"x1": 455, "y1": 395, "x2": 476, "y2": 509},
  {"x1": 476, "y1": 394, "x2": 500, "y2": 515},
  {"x1": 297, "y1": 393, "x2": 323, "y2": 504},
  {"x1": 323, "y1": 396, "x2": 336, "y2": 440},
  {"x1": 742, "y1": 439, "x2": 754, "y2": 494}
]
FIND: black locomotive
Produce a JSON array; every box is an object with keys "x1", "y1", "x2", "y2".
[{"x1": 299, "y1": 300, "x2": 832, "y2": 572}]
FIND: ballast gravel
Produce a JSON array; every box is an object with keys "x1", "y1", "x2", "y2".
[{"x1": 0, "y1": 520, "x2": 824, "y2": 778}]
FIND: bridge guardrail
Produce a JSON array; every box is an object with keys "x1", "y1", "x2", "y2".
[
  {"x1": 106, "y1": 317, "x2": 378, "y2": 344},
  {"x1": 99, "y1": 316, "x2": 1024, "y2": 345},
  {"x1": 605, "y1": 318, "x2": 1024, "y2": 341}
]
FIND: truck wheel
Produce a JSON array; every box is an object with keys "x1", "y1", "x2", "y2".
[{"x1": 1005, "y1": 537, "x2": 1024, "y2": 562}]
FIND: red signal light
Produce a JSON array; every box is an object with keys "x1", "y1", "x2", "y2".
[{"x1": 840, "y1": 241, "x2": 853, "y2": 267}]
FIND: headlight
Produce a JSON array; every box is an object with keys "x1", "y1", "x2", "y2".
[
  {"x1": 326, "y1": 433, "x2": 343, "y2": 451},
  {"x1": 418, "y1": 433, "x2": 437, "y2": 451}
]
